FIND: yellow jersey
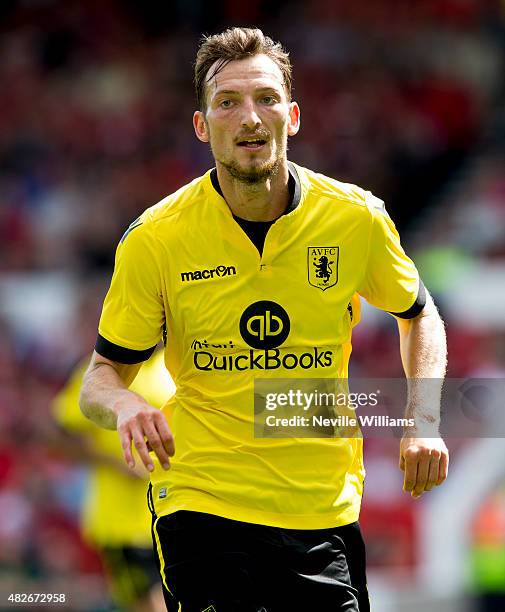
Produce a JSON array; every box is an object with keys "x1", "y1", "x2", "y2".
[
  {"x1": 53, "y1": 350, "x2": 175, "y2": 546},
  {"x1": 97, "y1": 163, "x2": 424, "y2": 529}
]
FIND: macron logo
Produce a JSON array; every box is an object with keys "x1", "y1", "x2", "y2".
[{"x1": 181, "y1": 265, "x2": 237, "y2": 282}]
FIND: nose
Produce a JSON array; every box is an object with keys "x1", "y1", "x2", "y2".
[{"x1": 240, "y1": 99, "x2": 261, "y2": 130}]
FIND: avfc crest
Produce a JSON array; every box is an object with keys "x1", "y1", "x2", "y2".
[{"x1": 308, "y1": 246, "x2": 339, "y2": 291}]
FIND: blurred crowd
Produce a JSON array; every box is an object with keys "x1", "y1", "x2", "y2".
[
  {"x1": 1, "y1": 0, "x2": 505, "y2": 609},
  {"x1": 1, "y1": 0, "x2": 504, "y2": 273}
]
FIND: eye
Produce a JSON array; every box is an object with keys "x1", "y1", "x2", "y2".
[
  {"x1": 220, "y1": 99, "x2": 233, "y2": 109},
  {"x1": 261, "y1": 95, "x2": 276, "y2": 105}
]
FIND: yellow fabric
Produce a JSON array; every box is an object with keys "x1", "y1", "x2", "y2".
[
  {"x1": 98, "y1": 163, "x2": 420, "y2": 529},
  {"x1": 53, "y1": 350, "x2": 175, "y2": 546}
]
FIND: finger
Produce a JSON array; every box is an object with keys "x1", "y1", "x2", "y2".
[
  {"x1": 131, "y1": 426, "x2": 154, "y2": 472},
  {"x1": 437, "y1": 452, "x2": 449, "y2": 485},
  {"x1": 425, "y1": 451, "x2": 441, "y2": 491},
  {"x1": 412, "y1": 452, "x2": 430, "y2": 497},
  {"x1": 154, "y1": 412, "x2": 175, "y2": 456},
  {"x1": 142, "y1": 419, "x2": 171, "y2": 470},
  {"x1": 119, "y1": 428, "x2": 134, "y2": 469},
  {"x1": 402, "y1": 450, "x2": 418, "y2": 493}
]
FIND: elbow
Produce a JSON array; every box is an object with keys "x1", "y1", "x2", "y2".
[
  {"x1": 79, "y1": 373, "x2": 92, "y2": 421},
  {"x1": 79, "y1": 361, "x2": 103, "y2": 423}
]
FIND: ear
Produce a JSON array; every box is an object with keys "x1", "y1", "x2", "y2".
[
  {"x1": 287, "y1": 102, "x2": 300, "y2": 137},
  {"x1": 193, "y1": 111, "x2": 209, "y2": 143}
]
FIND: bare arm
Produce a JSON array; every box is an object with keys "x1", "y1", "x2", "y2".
[
  {"x1": 79, "y1": 351, "x2": 174, "y2": 472},
  {"x1": 395, "y1": 290, "x2": 449, "y2": 497}
]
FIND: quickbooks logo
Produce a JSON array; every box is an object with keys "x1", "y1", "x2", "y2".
[
  {"x1": 192, "y1": 300, "x2": 334, "y2": 371},
  {"x1": 181, "y1": 265, "x2": 236, "y2": 282}
]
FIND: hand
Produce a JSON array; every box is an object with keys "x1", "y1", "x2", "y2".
[
  {"x1": 399, "y1": 434, "x2": 448, "y2": 498},
  {"x1": 116, "y1": 396, "x2": 175, "y2": 472}
]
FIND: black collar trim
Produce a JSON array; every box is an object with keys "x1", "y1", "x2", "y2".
[{"x1": 209, "y1": 162, "x2": 302, "y2": 217}]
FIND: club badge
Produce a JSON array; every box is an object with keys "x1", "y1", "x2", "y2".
[{"x1": 308, "y1": 246, "x2": 339, "y2": 291}]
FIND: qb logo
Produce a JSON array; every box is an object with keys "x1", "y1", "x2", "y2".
[{"x1": 239, "y1": 301, "x2": 290, "y2": 349}]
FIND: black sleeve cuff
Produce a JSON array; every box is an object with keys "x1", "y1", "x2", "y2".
[
  {"x1": 389, "y1": 280, "x2": 426, "y2": 319},
  {"x1": 95, "y1": 334, "x2": 156, "y2": 364}
]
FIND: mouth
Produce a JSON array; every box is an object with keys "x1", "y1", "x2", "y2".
[{"x1": 236, "y1": 138, "x2": 268, "y2": 150}]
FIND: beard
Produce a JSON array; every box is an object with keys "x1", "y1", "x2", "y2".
[
  {"x1": 219, "y1": 156, "x2": 281, "y2": 185},
  {"x1": 211, "y1": 128, "x2": 287, "y2": 185}
]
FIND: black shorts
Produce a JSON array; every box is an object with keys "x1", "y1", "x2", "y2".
[
  {"x1": 150, "y1": 507, "x2": 370, "y2": 612},
  {"x1": 100, "y1": 545, "x2": 160, "y2": 607}
]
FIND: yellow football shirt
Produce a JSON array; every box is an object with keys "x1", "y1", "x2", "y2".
[
  {"x1": 97, "y1": 162, "x2": 424, "y2": 529},
  {"x1": 53, "y1": 350, "x2": 175, "y2": 546}
]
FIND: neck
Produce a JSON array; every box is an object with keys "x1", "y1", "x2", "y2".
[{"x1": 216, "y1": 161, "x2": 290, "y2": 221}]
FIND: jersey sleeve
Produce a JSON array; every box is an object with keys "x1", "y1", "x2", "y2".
[
  {"x1": 358, "y1": 194, "x2": 426, "y2": 318},
  {"x1": 96, "y1": 220, "x2": 165, "y2": 363}
]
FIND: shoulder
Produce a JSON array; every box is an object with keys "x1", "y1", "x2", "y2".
[
  {"x1": 142, "y1": 171, "x2": 210, "y2": 226},
  {"x1": 120, "y1": 171, "x2": 210, "y2": 244},
  {"x1": 293, "y1": 163, "x2": 384, "y2": 215}
]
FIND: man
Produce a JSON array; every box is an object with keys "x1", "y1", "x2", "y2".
[
  {"x1": 80, "y1": 27, "x2": 449, "y2": 611},
  {"x1": 53, "y1": 350, "x2": 174, "y2": 612}
]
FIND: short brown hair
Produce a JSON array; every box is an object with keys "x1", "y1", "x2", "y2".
[{"x1": 194, "y1": 27, "x2": 292, "y2": 112}]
